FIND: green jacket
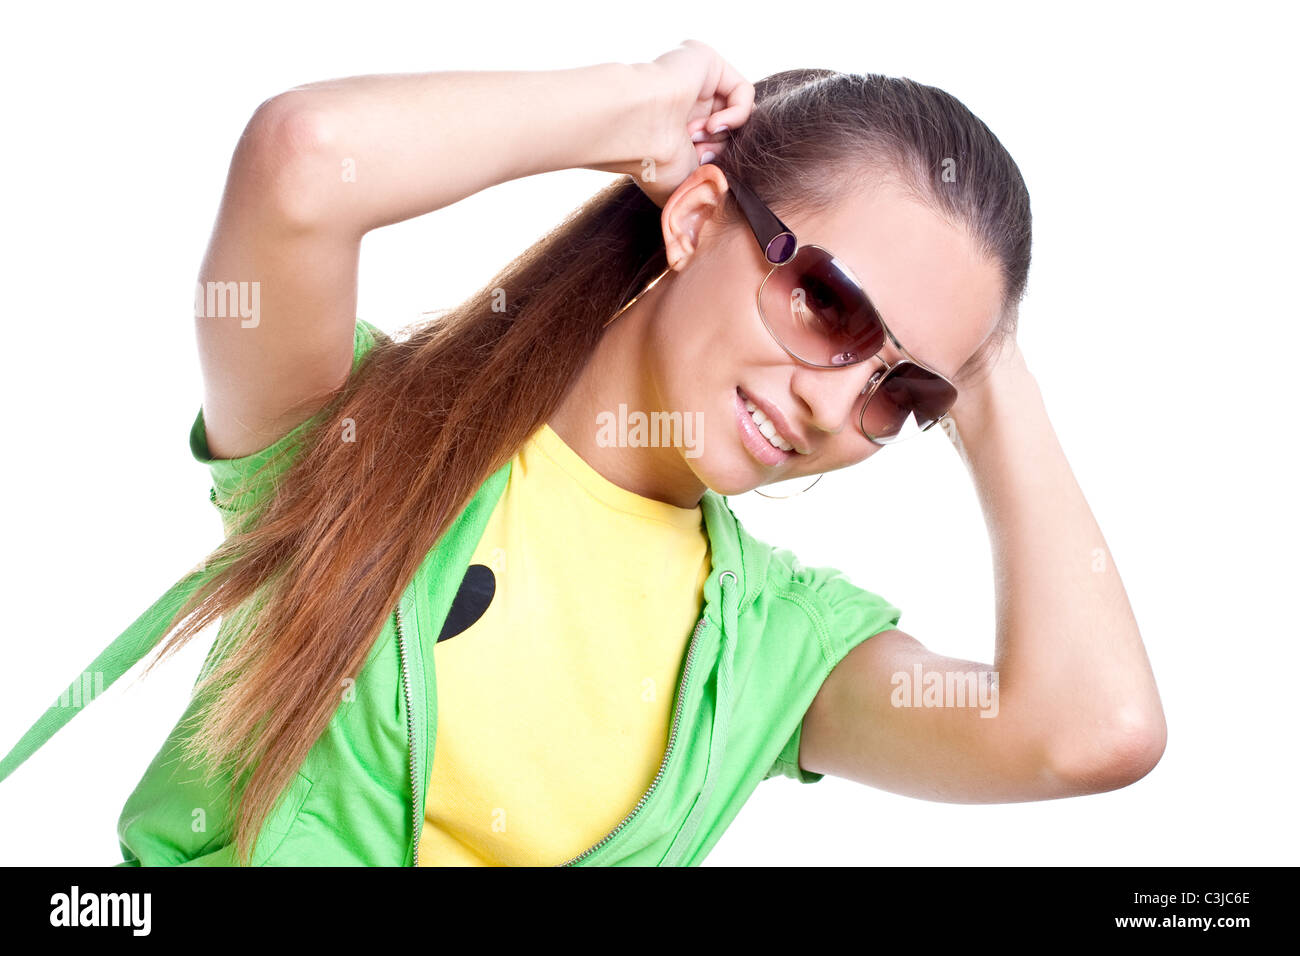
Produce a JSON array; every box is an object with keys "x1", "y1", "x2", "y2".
[{"x1": 0, "y1": 320, "x2": 902, "y2": 866}]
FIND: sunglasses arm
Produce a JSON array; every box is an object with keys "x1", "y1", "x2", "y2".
[{"x1": 725, "y1": 172, "x2": 798, "y2": 266}]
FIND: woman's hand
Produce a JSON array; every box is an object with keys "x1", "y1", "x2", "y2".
[
  {"x1": 946, "y1": 327, "x2": 1033, "y2": 428},
  {"x1": 939, "y1": 334, "x2": 1043, "y2": 481},
  {"x1": 588, "y1": 39, "x2": 754, "y2": 208}
]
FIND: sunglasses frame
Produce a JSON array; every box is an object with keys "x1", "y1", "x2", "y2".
[{"x1": 725, "y1": 168, "x2": 958, "y2": 444}]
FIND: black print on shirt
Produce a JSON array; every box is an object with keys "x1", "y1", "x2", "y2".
[{"x1": 437, "y1": 564, "x2": 497, "y2": 643}]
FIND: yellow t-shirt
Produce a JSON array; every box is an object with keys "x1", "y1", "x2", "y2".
[{"x1": 417, "y1": 422, "x2": 711, "y2": 866}]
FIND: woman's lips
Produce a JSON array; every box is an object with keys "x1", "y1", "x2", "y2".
[{"x1": 734, "y1": 387, "x2": 795, "y2": 466}]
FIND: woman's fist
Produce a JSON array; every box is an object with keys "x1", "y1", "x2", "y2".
[{"x1": 589, "y1": 40, "x2": 754, "y2": 208}]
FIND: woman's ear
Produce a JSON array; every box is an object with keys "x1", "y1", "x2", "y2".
[{"x1": 660, "y1": 165, "x2": 730, "y2": 271}]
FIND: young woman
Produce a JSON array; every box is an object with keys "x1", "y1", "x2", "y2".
[{"x1": 1, "y1": 40, "x2": 1165, "y2": 866}]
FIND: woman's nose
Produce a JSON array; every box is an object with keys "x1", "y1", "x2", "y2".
[{"x1": 792, "y1": 360, "x2": 884, "y2": 434}]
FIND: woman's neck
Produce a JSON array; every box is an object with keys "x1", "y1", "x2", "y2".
[{"x1": 548, "y1": 289, "x2": 707, "y2": 511}]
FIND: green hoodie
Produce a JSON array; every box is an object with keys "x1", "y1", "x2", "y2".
[{"x1": 0, "y1": 319, "x2": 902, "y2": 866}]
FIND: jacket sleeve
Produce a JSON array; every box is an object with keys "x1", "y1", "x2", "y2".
[
  {"x1": 764, "y1": 556, "x2": 903, "y2": 784},
  {"x1": 188, "y1": 319, "x2": 386, "y2": 536}
]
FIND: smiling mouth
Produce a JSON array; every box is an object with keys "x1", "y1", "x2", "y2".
[{"x1": 740, "y1": 393, "x2": 797, "y2": 452}]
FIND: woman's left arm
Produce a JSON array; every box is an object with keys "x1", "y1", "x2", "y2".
[
  {"x1": 798, "y1": 334, "x2": 1166, "y2": 801},
  {"x1": 943, "y1": 336, "x2": 1167, "y2": 784}
]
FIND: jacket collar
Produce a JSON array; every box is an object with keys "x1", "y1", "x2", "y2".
[{"x1": 700, "y1": 488, "x2": 768, "y2": 624}]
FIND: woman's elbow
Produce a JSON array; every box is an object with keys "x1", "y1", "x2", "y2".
[{"x1": 1049, "y1": 704, "x2": 1168, "y2": 794}]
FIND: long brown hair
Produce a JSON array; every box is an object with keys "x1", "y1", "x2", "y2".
[{"x1": 141, "y1": 68, "x2": 1033, "y2": 865}]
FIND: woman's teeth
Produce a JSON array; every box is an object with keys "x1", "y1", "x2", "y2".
[{"x1": 743, "y1": 399, "x2": 795, "y2": 452}]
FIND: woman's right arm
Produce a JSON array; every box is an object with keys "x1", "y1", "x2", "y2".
[{"x1": 196, "y1": 59, "x2": 686, "y2": 461}]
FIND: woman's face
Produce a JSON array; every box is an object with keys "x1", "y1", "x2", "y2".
[{"x1": 646, "y1": 165, "x2": 1007, "y2": 497}]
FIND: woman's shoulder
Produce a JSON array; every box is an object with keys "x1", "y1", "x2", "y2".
[{"x1": 723, "y1": 510, "x2": 904, "y2": 660}]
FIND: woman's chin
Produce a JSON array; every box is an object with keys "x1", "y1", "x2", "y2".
[{"x1": 684, "y1": 454, "x2": 769, "y2": 498}]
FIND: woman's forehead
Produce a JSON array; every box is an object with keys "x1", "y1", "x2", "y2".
[{"x1": 792, "y1": 182, "x2": 1005, "y2": 379}]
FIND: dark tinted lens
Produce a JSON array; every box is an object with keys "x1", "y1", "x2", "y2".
[
  {"x1": 859, "y1": 362, "x2": 957, "y2": 443},
  {"x1": 759, "y1": 246, "x2": 884, "y2": 366}
]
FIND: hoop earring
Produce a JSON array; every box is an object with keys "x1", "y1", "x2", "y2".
[
  {"x1": 754, "y1": 473, "x2": 823, "y2": 499},
  {"x1": 604, "y1": 265, "x2": 673, "y2": 328}
]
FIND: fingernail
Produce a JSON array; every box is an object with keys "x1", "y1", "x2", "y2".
[
  {"x1": 691, "y1": 130, "x2": 706, "y2": 143},
  {"x1": 711, "y1": 124, "x2": 728, "y2": 134},
  {"x1": 700, "y1": 150, "x2": 716, "y2": 164}
]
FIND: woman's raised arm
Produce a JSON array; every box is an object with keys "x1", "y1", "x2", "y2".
[
  {"x1": 194, "y1": 51, "x2": 728, "y2": 461},
  {"x1": 800, "y1": 339, "x2": 1167, "y2": 801}
]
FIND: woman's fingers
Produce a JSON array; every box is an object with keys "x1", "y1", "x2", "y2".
[
  {"x1": 693, "y1": 121, "x2": 733, "y2": 164},
  {"x1": 705, "y1": 60, "x2": 754, "y2": 134}
]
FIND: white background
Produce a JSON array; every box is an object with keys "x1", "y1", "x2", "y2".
[{"x1": 1, "y1": 0, "x2": 1295, "y2": 867}]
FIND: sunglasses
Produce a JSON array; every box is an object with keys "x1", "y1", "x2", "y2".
[{"x1": 725, "y1": 169, "x2": 959, "y2": 445}]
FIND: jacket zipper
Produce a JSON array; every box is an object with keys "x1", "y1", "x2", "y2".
[
  {"x1": 556, "y1": 612, "x2": 710, "y2": 866},
  {"x1": 397, "y1": 596, "x2": 714, "y2": 867},
  {"x1": 394, "y1": 603, "x2": 421, "y2": 867}
]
